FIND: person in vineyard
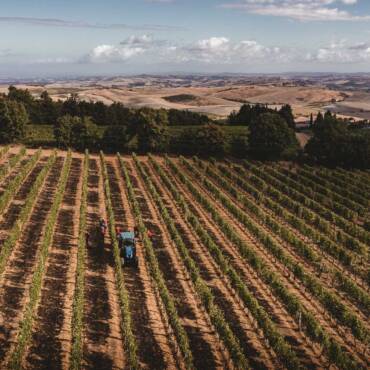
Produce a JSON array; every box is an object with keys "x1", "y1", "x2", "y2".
[
  {"x1": 99, "y1": 218, "x2": 107, "y2": 235},
  {"x1": 115, "y1": 226, "x2": 121, "y2": 239},
  {"x1": 134, "y1": 226, "x2": 139, "y2": 240},
  {"x1": 147, "y1": 229, "x2": 154, "y2": 240}
]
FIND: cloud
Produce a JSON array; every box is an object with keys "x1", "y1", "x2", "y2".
[
  {"x1": 307, "y1": 40, "x2": 370, "y2": 63},
  {"x1": 68, "y1": 33, "x2": 370, "y2": 68},
  {"x1": 83, "y1": 34, "x2": 289, "y2": 65},
  {"x1": 221, "y1": 0, "x2": 370, "y2": 21},
  {"x1": 184, "y1": 37, "x2": 286, "y2": 64},
  {"x1": 84, "y1": 44, "x2": 146, "y2": 63},
  {"x1": 0, "y1": 16, "x2": 183, "y2": 31}
]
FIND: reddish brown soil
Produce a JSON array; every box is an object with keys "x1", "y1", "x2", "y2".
[
  {"x1": 106, "y1": 159, "x2": 179, "y2": 369},
  {"x1": 151, "y1": 160, "x2": 326, "y2": 369},
  {"x1": 0, "y1": 157, "x2": 64, "y2": 365},
  {"x1": 126, "y1": 160, "x2": 228, "y2": 370},
  {"x1": 82, "y1": 157, "x2": 125, "y2": 370},
  {"x1": 0, "y1": 148, "x2": 368, "y2": 370},
  {"x1": 175, "y1": 159, "x2": 369, "y2": 368},
  {"x1": 24, "y1": 157, "x2": 82, "y2": 370}
]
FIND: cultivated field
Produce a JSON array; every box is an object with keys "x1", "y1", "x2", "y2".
[{"x1": 0, "y1": 146, "x2": 369, "y2": 370}]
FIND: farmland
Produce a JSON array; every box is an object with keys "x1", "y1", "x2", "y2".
[{"x1": 0, "y1": 146, "x2": 368, "y2": 370}]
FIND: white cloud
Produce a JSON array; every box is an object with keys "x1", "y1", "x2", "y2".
[
  {"x1": 82, "y1": 34, "x2": 370, "y2": 67},
  {"x1": 221, "y1": 0, "x2": 370, "y2": 21},
  {"x1": 185, "y1": 36, "x2": 286, "y2": 64},
  {"x1": 83, "y1": 34, "x2": 166, "y2": 63},
  {"x1": 307, "y1": 39, "x2": 370, "y2": 63},
  {"x1": 83, "y1": 35, "x2": 286, "y2": 64},
  {"x1": 85, "y1": 44, "x2": 145, "y2": 63}
]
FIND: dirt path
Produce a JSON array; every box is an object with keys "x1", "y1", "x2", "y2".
[
  {"x1": 82, "y1": 156, "x2": 125, "y2": 370},
  {"x1": 24, "y1": 157, "x2": 83, "y2": 370},
  {"x1": 127, "y1": 158, "x2": 238, "y2": 370},
  {"x1": 150, "y1": 159, "x2": 329, "y2": 370},
  {"x1": 174, "y1": 159, "x2": 369, "y2": 368},
  {"x1": 0, "y1": 157, "x2": 65, "y2": 365},
  {"x1": 106, "y1": 158, "x2": 180, "y2": 370}
]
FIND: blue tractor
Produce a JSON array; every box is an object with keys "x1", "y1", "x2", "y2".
[{"x1": 118, "y1": 231, "x2": 138, "y2": 268}]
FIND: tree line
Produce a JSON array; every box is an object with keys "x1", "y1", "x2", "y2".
[
  {"x1": 306, "y1": 111, "x2": 370, "y2": 169},
  {"x1": 0, "y1": 86, "x2": 369, "y2": 168}
]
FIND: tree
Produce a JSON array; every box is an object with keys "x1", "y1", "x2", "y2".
[
  {"x1": 54, "y1": 115, "x2": 99, "y2": 150},
  {"x1": 315, "y1": 112, "x2": 324, "y2": 125},
  {"x1": 0, "y1": 99, "x2": 28, "y2": 143},
  {"x1": 193, "y1": 124, "x2": 226, "y2": 156},
  {"x1": 134, "y1": 109, "x2": 169, "y2": 153},
  {"x1": 71, "y1": 117, "x2": 99, "y2": 151},
  {"x1": 228, "y1": 104, "x2": 272, "y2": 126},
  {"x1": 7, "y1": 86, "x2": 34, "y2": 106},
  {"x1": 168, "y1": 109, "x2": 210, "y2": 126},
  {"x1": 309, "y1": 113, "x2": 313, "y2": 128},
  {"x1": 54, "y1": 115, "x2": 79, "y2": 148},
  {"x1": 61, "y1": 94, "x2": 80, "y2": 117},
  {"x1": 249, "y1": 112, "x2": 298, "y2": 160},
  {"x1": 102, "y1": 125, "x2": 130, "y2": 152},
  {"x1": 229, "y1": 134, "x2": 249, "y2": 158},
  {"x1": 279, "y1": 104, "x2": 295, "y2": 130},
  {"x1": 36, "y1": 91, "x2": 60, "y2": 124},
  {"x1": 306, "y1": 114, "x2": 370, "y2": 168}
]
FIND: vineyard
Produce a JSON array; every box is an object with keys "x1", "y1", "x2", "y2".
[{"x1": 0, "y1": 145, "x2": 368, "y2": 370}]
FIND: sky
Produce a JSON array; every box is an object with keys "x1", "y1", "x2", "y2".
[{"x1": 1, "y1": 0, "x2": 370, "y2": 77}]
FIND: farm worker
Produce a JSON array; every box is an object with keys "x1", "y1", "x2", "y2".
[
  {"x1": 116, "y1": 228, "x2": 123, "y2": 249},
  {"x1": 147, "y1": 229, "x2": 154, "y2": 240},
  {"x1": 100, "y1": 218, "x2": 107, "y2": 234},
  {"x1": 134, "y1": 226, "x2": 139, "y2": 239}
]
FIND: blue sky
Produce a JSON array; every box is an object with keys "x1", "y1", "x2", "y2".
[{"x1": 1, "y1": 0, "x2": 370, "y2": 77}]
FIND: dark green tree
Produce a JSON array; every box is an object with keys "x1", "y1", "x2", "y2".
[
  {"x1": 315, "y1": 112, "x2": 324, "y2": 125},
  {"x1": 7, "y1": 86, "x2": 34, "y2": 106},
  {"x1": 71, "y1": 116, "x2": 99, "y2": 151},
  {"x1": 307, "y1": 115, "x2": 370, "y2": 168},
  {"x1": 228, "y1": 104, "x2": 272, "y2": 126},
  {"x1": 0, "y1": 99, "x2": 28, "y2": 143},
  {"x1": 229, "y1": 134, "x2": 249, "y2": 158},
  {"x1": 54, "y1": 114, "x2": 80, "y2": 148},
  {"x1": 54, "y1": 115, "x2": 99, "y2": 150},
  {"x1": 61, "y1": 94, "x2": 80, "y2": 117},
  {"x1": 193, "y1": 124, "x2": 226, "y2": 156},
  {"x1": 36, "y1": 91, "x2": 60, "y2": 124},
  {"x1": 279, "y1": 104, "x2": 295, "y2": 130},
  {"x1": 249, "y1": 112, "x2": 298, "y2": 160},
  {"x1": 102, "y1": 125, "x2": 130, "y2": 152},
  {"x1": 168, "y1": 109, "x2": 210, "y2": 126},
  {"x1": 136, "y1": 109, "x2": 169, "y2": 153}
]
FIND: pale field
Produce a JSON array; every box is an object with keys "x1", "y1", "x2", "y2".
[{"x1": 1, "y1": 79, "x2": 370, "y2": 120}]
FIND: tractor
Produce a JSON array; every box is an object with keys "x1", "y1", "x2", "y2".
[{"x1": 118, "y1": 231, "x2": 138, "y2": 268}]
